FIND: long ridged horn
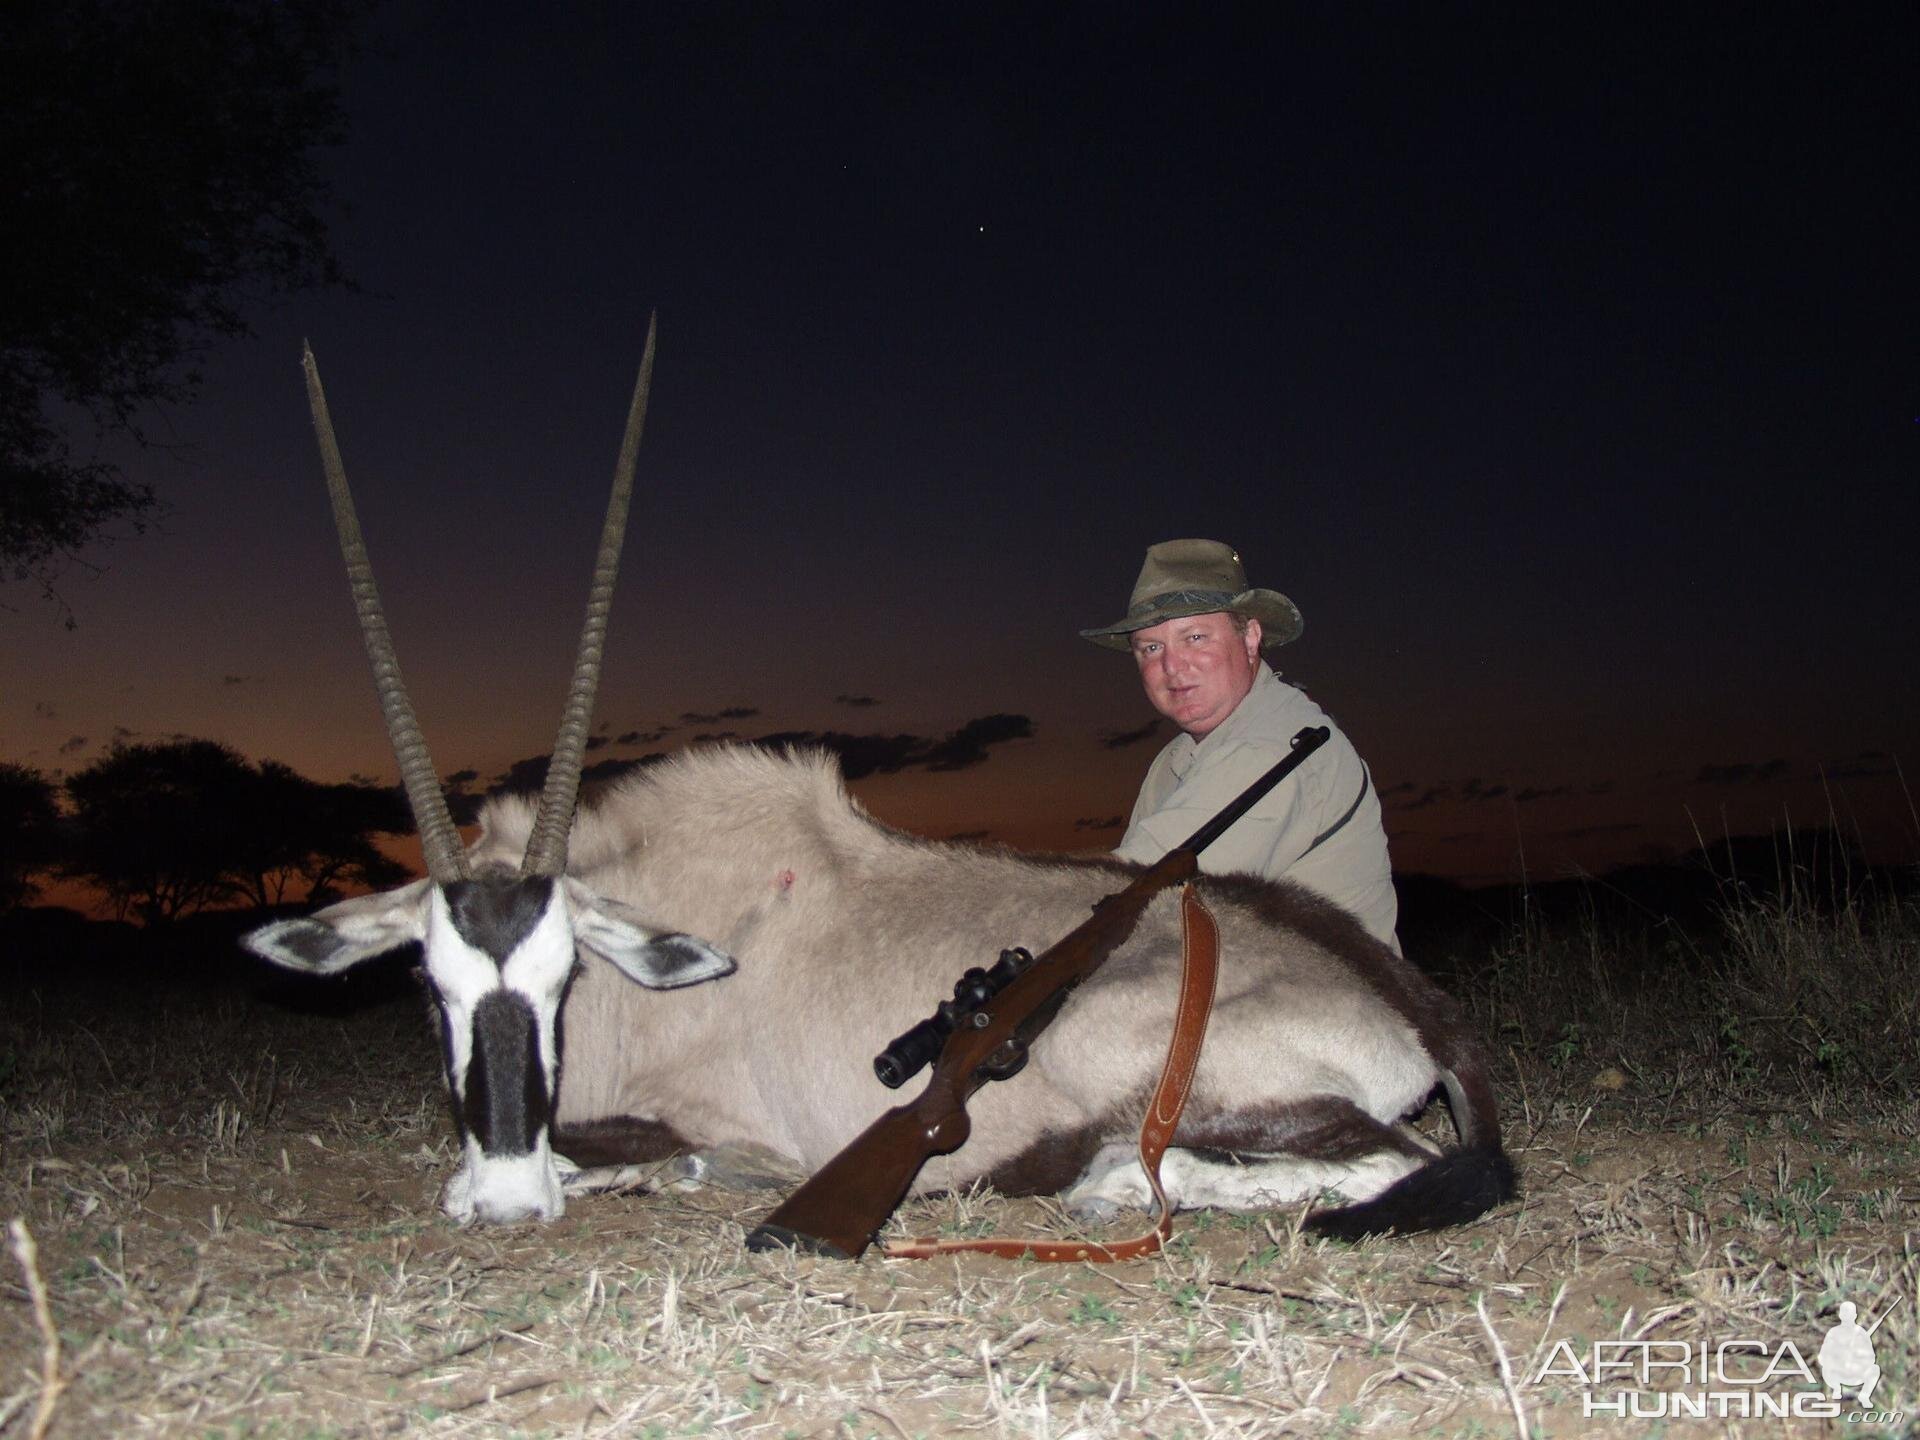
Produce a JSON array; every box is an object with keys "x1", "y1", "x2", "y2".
[
  {"x1": 521, "y1": 313, "x2": 657, "y2": 877},
  {"x1": 302, "y1": 343, "x2": 470, "y2": 884}
]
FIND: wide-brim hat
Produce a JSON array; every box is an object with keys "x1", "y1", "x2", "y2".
[{"x1": 1080, "y1": 538, "x2": 1303, "y2": 652}]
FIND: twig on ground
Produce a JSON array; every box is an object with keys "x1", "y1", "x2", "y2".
[
  {"x1": 7, "y1": 1219, "x2": 67, "y2": 1440},
  {"x1": 1474, "y1": 1290, "x2": 1530, "y2": 1440},
  {"x1": 360, "y1": 1372, "x2": 564, "y2": 1436},
  {"x1": 1173, "y1": 1374, "x2": 1222, "y2": 1436},
  {"x1": 265, "y1": 1212, "x2": 339, "y2": 1231},
  {"x1": 857, "y1": 1402, "x2": 914, "y2": 1440},
  {"x1": 0, "y1": 1391, "x2": 33, "y2": 1434},
  {"x1": 383, "y1": 1318, "x2": 540, "y2": 1378},
  {"x1": 1522, "y1": 1280, "x2": 1570, "y2": 1380},
  {"x1": 430, "y1": 1371, "x2": 564, "y2": 1414}
]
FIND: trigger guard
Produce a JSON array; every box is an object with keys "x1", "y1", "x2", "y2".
[{"x1": 978, "y1": 1041, "x2": 1029, "y2": 1082}]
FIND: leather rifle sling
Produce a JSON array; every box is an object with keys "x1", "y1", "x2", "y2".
[{"x1": 883, "y1": 885, "x2": 1221, "y2": 1262}]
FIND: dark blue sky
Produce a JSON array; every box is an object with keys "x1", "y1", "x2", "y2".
[{"x1": 8, "y1": 4, "x2": 1917, "y2": 884}]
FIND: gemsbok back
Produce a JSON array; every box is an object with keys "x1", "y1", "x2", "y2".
[{"x1": 246, "y1": 322, "x2": 1516, "y2": 1238}]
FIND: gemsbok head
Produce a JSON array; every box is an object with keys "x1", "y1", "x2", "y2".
[{"x1": 244, "y1": 317, "x2": 736, "y2": 1224}]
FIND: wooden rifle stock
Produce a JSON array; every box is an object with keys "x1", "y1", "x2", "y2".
[{"x1": 744, "y1": 725, "x2": 1330, "y2": 1258}]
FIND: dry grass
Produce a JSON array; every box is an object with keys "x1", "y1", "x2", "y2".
[{"x1": 2, "y1": 888, "x2": 1916, "y2": 1438}]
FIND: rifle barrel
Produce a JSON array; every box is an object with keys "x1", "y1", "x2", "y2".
[{"x1": 1174, "y1": 725, "x2": 1328, "y2": 857}]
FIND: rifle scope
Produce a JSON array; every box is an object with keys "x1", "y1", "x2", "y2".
[{"x1": 874, "y1": 946, "x2": 1035, "y2": 1088}]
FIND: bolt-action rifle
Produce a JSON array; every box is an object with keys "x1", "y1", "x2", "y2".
[{"x1": 744, "y1": 724, "x2": 1331, "y2": 1258}]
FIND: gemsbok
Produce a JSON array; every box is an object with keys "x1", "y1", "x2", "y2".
[{"x1": 246, "y1": 321, "x2": 1515, "y2": 1238}]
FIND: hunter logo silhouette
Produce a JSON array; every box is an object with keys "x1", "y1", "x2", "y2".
[{"x1": 1817, "y1": 1297, "x2": 1902, "y2": 1406}]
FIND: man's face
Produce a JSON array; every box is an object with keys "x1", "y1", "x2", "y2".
[{"x1": 1130, "y1": 611, "x2": 1262, "y2": 739}]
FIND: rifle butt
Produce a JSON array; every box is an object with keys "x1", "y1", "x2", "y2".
[
  {"x1": 744, "y1": 1097, "x2": 972, "y2": 1259},
  {"x1": 742, "y1": 1220, "x2": 858, "y2": 1259}
]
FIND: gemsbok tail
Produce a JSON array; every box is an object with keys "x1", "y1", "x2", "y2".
[{"x1": 1306, "y1": 1060, "x2": 1517, "y2": 1241}]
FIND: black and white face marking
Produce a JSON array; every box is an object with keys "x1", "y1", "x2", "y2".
[
  {"x1": 443, "y1": 874, "x2": 564, "y2": 969},
  {"x1": 462, "y1": 989, "x2": 550, "y2": 1156},
  {"x1": 243, "y1": 866, "x2": 739, "y2": 1226},
  {"x1": 427, "y1": 873, "x2": 576, "y2": 1225}
]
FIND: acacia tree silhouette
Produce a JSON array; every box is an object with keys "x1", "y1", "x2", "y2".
[
  {"x1": 237, "y1": 760, "x2": 413, "y2": 910},
  {"x1": 0, "y1": 761, "x2": 61, "y2": 910},
  {"x1": 64, "y1": 739, "x2": 410, "y2": 923},
  {"x1": 0, "y1": 0, "x2": 361, "y2": 615}
]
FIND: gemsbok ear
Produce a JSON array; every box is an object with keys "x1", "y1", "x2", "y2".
[
  {"x1": 566, "y1": 881, "x2": 737, "y2": 990},
  {"x1": 244, "y1": 879, "x2": 435, "y2": 975}
]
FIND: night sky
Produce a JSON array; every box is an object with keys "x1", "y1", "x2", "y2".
[{"x1": 7, "y1": 4, "x2": 1917, "y2": 889}]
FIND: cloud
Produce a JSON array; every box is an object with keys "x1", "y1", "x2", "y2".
[
  {"x1": 921, "y1": 713, "x2": 1035, "y2": 771},
  {"x1": 441, "y1": 770, "x2": 484, "y2": 825},
  {"x1": 1550, "y1": 822, "x2": 1645, "y2": 840},
  {"x1": 477, "y1": 713, "x2": 1038, "y2": 809},
  {"x1": 585, "y1": 735, "x2": 610, "y2": 751},
  {"x1": 1828, "y1": 759, "x2": 1894, "y2": 779},
  {"x1": 615, "y1": 727, "x2": 674, "y2": 746},
  {"x1": 221, "y1": 674, "x2": 260, "y2": 686},
  {"x1": 1099, "y1": 720, "x2": 1163, "y2": 750},
  {"x1": 754, "y1": 731, "x2": 930, "y2": 779},
  {"x1": 1826, "y1": 751, "x2": 1895, "y2": 780},
  {"x1": 583, "y1": 754, "x2": 668, "y2": 786},
  {"x1": 463, "y1": 751, "x2": 669, "y2": 817},
  {"x1": 491, "y1": 754, "x2": 553, "y2": 795},
  {"x1": 1695, "y1": 759, "x2": 1792, "y2": 786},
  {"x1": 465, "y1": 757, "x2": 664, "y2": 818},
  {"x1": 681, "y1": 706, "x2": 760, "y2": 724},
  {"x1": 1390, "y1": 779, "x2": 1520, "y2": 814},
  {"x1": 1398, "y1": 778, "x2": 1512, "y2": 807},
  {"x1": 756, "y1": 712, "x2": 1035, "y2": 780},
  {"x1": 1513, "y1": 784, "x2": 1572, "y2": 803},
  {"x1": 58, "y1": 735, "x2": 88, "y2": 755},
  {"x1": 33, "y1": 701, "x2": 55, "y2": 718},
  {"x1": 834, "y1": 694, "x2": 881, "y2": 708}
]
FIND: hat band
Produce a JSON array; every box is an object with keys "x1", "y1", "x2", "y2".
[{"x1": 1127, "y1": 588, "x2": 1238, "y2": 619}]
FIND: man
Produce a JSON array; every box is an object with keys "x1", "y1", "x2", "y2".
[{"x1": 1082, "y1": 538, "x2": 1401, "y2": 951}]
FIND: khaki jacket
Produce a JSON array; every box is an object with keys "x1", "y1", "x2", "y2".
[{"x1": 1113, "y1": 664, "x2": 1400, "y2": 950}]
